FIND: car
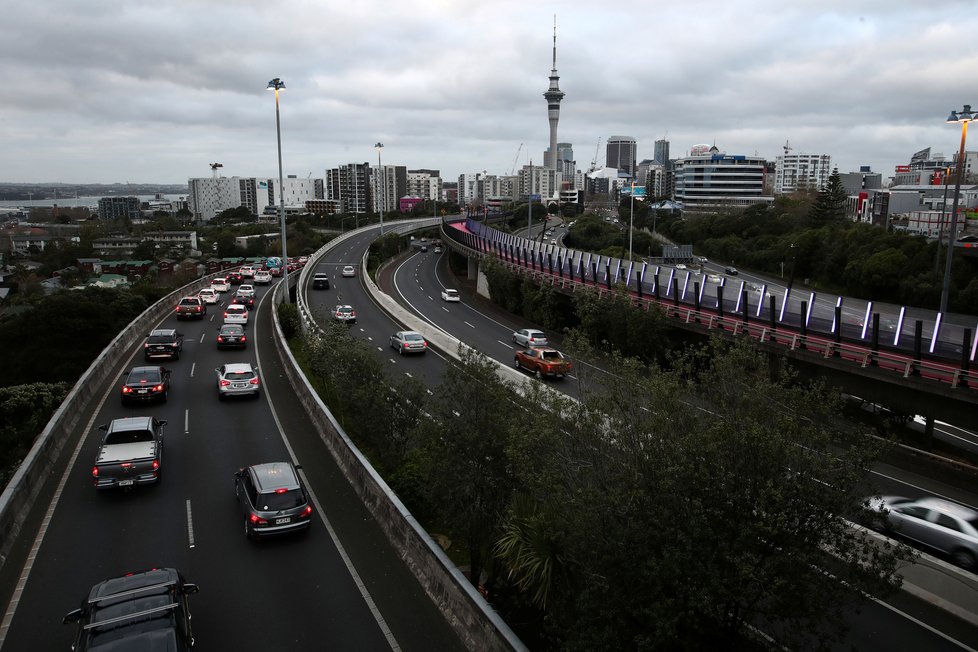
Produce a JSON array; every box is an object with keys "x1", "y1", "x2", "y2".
[
  {"x1": 724, "y1": 266, "x2": 739, "y2": 275},
  {"x1": 434, "y1": 246, "x2": 442, "y2": 253},
  {"x1": 298, "y1": 255, "x2": 309, "y2": 266},
  {"x1": 239, "y1": 265, "x2": 256, "y2": 278},
  {"x1": 232, "y1": 293, "x2": 255, "y2": 310},
  {"x1": 175, "y1": 296, "x2": 206, "y2": 320},
  {"x1": 312, "y1": 273, "x2": 330, "y2": 290},
  {"x1": 216, "y1": 362, "x2": 261, "y2": 400},
  {"x1": 675, "y1": 264, "x2": 687, "y2": 271},
  {"x1": 441, "y1": 289, "x2": 460, "y2": 302},
  {"x1": 550, "y1": 238, "x2": 557, "y2": 245},
  {"x1": 390, "y1": 330, "x2": 428, "y2": 355},
  {"x1": 253, "y1": 269, "x2": 272, "y2": 284},
  {"x1": 143, "y1": 328, "x2": 184, "y2": 361},
  {"x1": 234, "y1": 461, "x2": 313, "y2": 539},
  {"x1": 226, "y1": 272, "x2": 244, "y2": 285},
  {"x1": 866, "y1": 496, "x2": 978, "y2": 571},
  {"x1": 420, "y1": 245, "x2": 428, "y2": 252},
  {"x1": 120, "y1": 365, "x2": 171, "y2": 405},
  {"x1": 210, "y1": 277, "x2": 230, "y2": 292},
  {"x1": 333, "y1": 304, "x2": 357, "y2": 324},
  {"x1": 223, "y1": 304, "x2": 249, "y2": 326},
  {"x1": 197, "y1": 287, "x2": 220, "y2": 304},
  {"x1": 216, "y1": 323, "x2": 247, "y2": 349},
  {"x1": 513, "y1": 328, "x2": 548, "y2": 348},
  {"x1": 514, "y1": 346, "x2": 573, "y2": 379},
  {"x1": 341, "y1": 265, "x2": 356, "y2": 277},
  {"x1": 63, "y1": 568, "x2": 199, "y2": 652},
  {"x1": 697, "y1": 256, "x2": 709, "y2": 264},
  {"x1": 92, "y1": 416, "x2": 165, "y2": 489},
  {"x1": 237, "y1": 284, "x2": 256, "y2": 298}
]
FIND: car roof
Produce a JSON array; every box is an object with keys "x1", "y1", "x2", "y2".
[
  {"x1": 335, "y1": 304, "x2": 353, "y2": 310},
  {"x1": 521, "y1": 328, "x2": 545, "y2": 335},
  {"x1": 314, "y1": 272, "x2": 328, "y2": 277},
  {"x1": 248, "y1": 462, "x2": 300, "y2": 492},
  {"x1": 916, "y1": 497, "x2": 978, "y2": 520},
  {"x1": 130, "y1": 365, "x2": 163, "y2": 374},
  {"x1": 107, "y1": 416, "x2": 156, "y2": 432},
  {"x1": 222, "y1": 362, "x2": 255, "y2": 373},
  {"x1": 89, "y1": 568, "x2": 182, "y2": 603},
  {"x1": 226, "y1": 304, "x2": 247, "y2": 311},
  {"x1": 398, "y1": 330, "x2": 423, "y2": 338},
  {"x1": 219, "y1": 323, "x2": 244, "y2": 331}
]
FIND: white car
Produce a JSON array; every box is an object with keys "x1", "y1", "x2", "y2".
[
  {"x1": 239, "y1": 265, "x2": 255, "y2": 278},
  {"x1": 253, "y1": 270, "x2": 272, "y2": 284},
  {"x1": 197, "y1": 288, "x2": 219, "y2": 304},
  {"x1": 342, "y1": 265, "x2": 356, "y2": 277},
  {"x1": 211, "y1": 278, "x2": 230, "y2": 292},
  {"x1": 675, "y1": 264, "x2": 687, "y2": 271},
  {"x1": 216, "y1": 362, "x2": 260, "y2": 400},
  {"x1": 441, "y1": 289, "x2": 460, "y2": 302},
  {"x1": 333, "y1": 305, "x2": 356, "y2": 324},
  {"x1": 237, "y1": 284, "x2": 255, "y2": 298},
  {"x1": 223, "y1": 304, "x2": 249, "y2": 326},
  {"x1": 513, "y1": 328, "x2": 548, "y2": 347}
]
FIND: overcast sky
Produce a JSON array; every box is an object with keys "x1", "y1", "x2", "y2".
[{"x1": 3, "y1": 1, "x2": 976, "y2": 186}]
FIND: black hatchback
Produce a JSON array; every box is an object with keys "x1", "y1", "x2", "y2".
[
  {"x1": 121, "y1": 366, "x2": 171, "y2": 405},
  {"x1": 235, "y1": 462, "x2": 313, "y2": 539},
  {"x1": 216, "y1": 324, "x2": 247, "y2": 349},
  {"x1": 144, "y1": 328, "x2": 184, "y2": 361}
]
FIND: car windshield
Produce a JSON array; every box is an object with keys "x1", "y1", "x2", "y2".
[
  {"x1": 128, "y1": 370, "x2": 161, "y2": 383},
  {"x1": 221, "y1": 326, "x2": 243, "y2": 335},
  {"x1": 257, "y1": 488, "x2": 305, "y2": 511},
  {"x1": 446, "y1": 290, "x2": 457, "y2": 297},
  {"x1": 178, "y1": 299, "x2": 197, "y2": 306},
  {"x1": 224, "y1": 371, "x2": 254, "y2": 380}
]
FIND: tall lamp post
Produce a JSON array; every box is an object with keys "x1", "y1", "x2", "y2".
[
  {"x1": 939, "y1": 104, "x2": 977, "y2": 314},
  {"x1": 374, "y1": 142, "x2": 384, "y2": 235},
  {"x1": 267, "y1": 77, "x2": 289, "y2": 303},
  {"x1": 628, "y1": 181, "x2": 635, "y2": 261}
]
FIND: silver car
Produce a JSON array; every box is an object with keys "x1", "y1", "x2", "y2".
[
  {"x1": 216, "y1": 362, "x2": 261, "y2": 400},
  {"x1": 513, "y1": 328, "x2": 548, "y2": 348},
  {"x1": 867, "y1": 495, "x2": 978, "y2": 571},
  {"x1": 390, "y1": 330, "x2": 427, "y2": 355}
]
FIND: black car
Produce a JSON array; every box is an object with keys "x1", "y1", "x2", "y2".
[
  {"x1": 143, "y1": 328, "x2": 184, "y2": 361},
  {"x1": 227, "y1": 272, "x2": 244, "y2": 285},
  {"x1": 216, "y1": 324, "x2": 247, "y2": 349},
  {"x1": 235, "y1": 462, "x2": 313, "y2": 539},
  {"x1": 231, "y1": 293, "x2": 255, "y2": 310},
  {"x1": 63, "y1": 567, "x2": 198, "y2": 651},
  {"x1": 312, "y1": 273, "x2": 330, "y2": 290},
  {"x1": 121, "y1": 366, "x2": 171, "y2": 405}
]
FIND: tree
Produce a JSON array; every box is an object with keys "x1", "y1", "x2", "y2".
[
  {"x1": 0, "y1": 382, "x2": 71, "y2": 487},
  {"x1": 808, "y1": 168, "x2": 848, "y2": 227},
  {"x1": 498, "y1": 337, "x2": 912, "y2": 650}
]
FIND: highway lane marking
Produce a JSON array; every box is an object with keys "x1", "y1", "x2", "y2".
[
  {"x1": 199, "y1": 333, "x2": 205, "y2": 343},
  {"x1": 190, "y1": 362, "x2": 196, "y2": 377},
  {"x1": 255, "y1": 286, "x2": 400, "y2": 651},
  {"x1": 871, "y1": 594, "x2": 977, "y2": 652},
  {"x1": 405, "y1": 372, "x2": 413, "y2": 378},
  {"x1": 186, "y1": 500, "x2": 196, "y2": 548},
  {"x1": 497, "y1": 340, "x2": 513, "y2": 348},
  {"x1": 463, "y1": 321, "x2": 475, "y2": 328},
  {"x1": 184, "y1": 409, "x2": 189, "y2": 434}
]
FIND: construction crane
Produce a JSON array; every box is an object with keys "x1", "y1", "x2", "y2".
[
  {"x1": 589, "y1": 137, "x2": 601, "y2": 172},
  {"x1": 510, "y1": 143, "x2": 524, "y2": 175},
  {"x1": 210, "y1": 163, "x2": 223, "y2": 178}
]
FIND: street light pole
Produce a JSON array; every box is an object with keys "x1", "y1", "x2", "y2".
[
  {"x1": 527, "y1": 160, "x2": 533, "y2": 237},
  {"x1": 267, "y1": 77, "x2": 289, "y2": 303},
  {"x1": 935, "y1": 165, "x2": 952, "y2": 275},
  {"x1": 374, "y1": 142, "x2": 384, "y2": 235},
  {"x1": 629, "y1": 181, "x2": 635, "y2": 261},
  {"x1": 939, "y1": 104, "x2": 976, "y2": 314}
]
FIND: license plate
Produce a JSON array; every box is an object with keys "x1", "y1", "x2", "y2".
[
  {"x1": 275, "y1": 517, "x2": 291, "y2": 525},
  {"x1": 118, "y1": 480, "x2": 134, "y2": 487},
  {"x1": 137, "y1": 389, "x2": 148, "y2": 394},
  {"x1": 233, "y1": 383, "x2": 247, "y2": 389}
]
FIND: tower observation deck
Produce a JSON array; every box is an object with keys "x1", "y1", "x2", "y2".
[{"x1": 543, "y1": 18, "x2": 564, "y2": 171}]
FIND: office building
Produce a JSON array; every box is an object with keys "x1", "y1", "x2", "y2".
[
  {"x1": 673, "y1": 145, "x2": 772, "y2": 213},
  {"x1": 606, "y1": 136, "x2": 637, "y2": 178},
  {"x1": 774, "y1": 153, "x2": 832, "y2": 194}
]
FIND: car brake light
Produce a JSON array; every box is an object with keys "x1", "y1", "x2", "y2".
[
  {"x1": 121, "y1": 462, "x2": 133, "y2": 468},
  {"x1": 92, "y1": 466, "x2": 99, "y2": 477},
  {"x1": 249, "y1": 377, "x2": 260, "y2": 385},
  {"x1": 300, "y1": 505, "x2": 312, "y2": 518},
  {"x1": 220, "y1": 379, "x2": 231, "y2": 387},
  {"x1": 152, "y1": 460, "x2": 159, "y2": 471},
  {"x1": 217, "y1": 336, "x2": 224, "y2": 342},
  {"x1": 143, "y1": 343, "x2": 149, "y2": 348},
  {"x1": 274, "y1": 488, "x2": 288, "y2": 494},
  {"x1": 153, "y1": 384, "x2": 164, "y2": 392},
  {"x1": 249, "y1": 513, "x2": 267, "y2": 525},
  {"x1": 122, "y1": 386, "x2": 133, "y2": 394},
  {"x1": 241, "y1": 335, "x2": 246, "y2": 341}
]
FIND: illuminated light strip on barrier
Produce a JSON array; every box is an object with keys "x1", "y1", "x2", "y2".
[
  {"x1": 756, "y1": 284, "x2": 767, "y2": 318},
  {"x1": 626, "y1": 261, "x2": 634, "y2": 284},
  {"x1": 640, "y1": 262, "x2": 647, "y2": 288},
  {"x1": 806, "y1": 292, "x2": 815, "y2": 327},
  {"x1": 861, "y1": 302, "x2": 873, "y2": 341},
  {"x1": 779, "y1": 287, "x2": 790, "y2": 323},
  {"x1": 734, "y1": 280, "x2": 745, "y2": 314},
  {"x1": 832, "y1": 297, "x2": 843, "y2": 333},
  {"x1": 585, "y1": 253, "x2": 593, "y2": 275},
  {"x1": 971, "y1": 321, "x2": 978, "y2": 362},
  {"x1": 698, "y1": 275, "x2": 706, "y2": 304},
  {"x1": 929, "y1": 313, "x2": 942, "y2": 354},
  {"x1": 681, "y1": 271, "x2": 691, "y2": 300},
  {"x1": 894, "y1": 307, "x2": 906, "y2": 346},
  {"x1": 613, "y1": 258, "x2": 622, "y2": 284},
  {"x1": 665, "y1": 269, "x2": 675, "y2": 296}
]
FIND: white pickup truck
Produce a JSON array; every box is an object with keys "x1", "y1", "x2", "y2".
[{"x1": 92, "y1": 417, "x2": 165, "y2": 489}]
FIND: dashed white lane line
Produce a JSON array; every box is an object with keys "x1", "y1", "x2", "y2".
[
  {"x1": 184, "y1": 409, "x2": 189, "y2": 434},
  {"x1": 190, "y1": 362, "x2": 196, "y2": 378},
  {"x1": 186, "y1": 500, "x2": 196, "y2": 548},
  {"x1": 463, "y1": 321, "x2": 475, "y2": 328}
]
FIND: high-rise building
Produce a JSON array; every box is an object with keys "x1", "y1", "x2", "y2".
[
  {"x1": 654, "y1": 139, "x2": 670, "y2": 165},
  {"x1": 407, "y1": 169, "x2": 442, "y2": 201},
  {"x1": 371, "y1": 165, "x2": 407, "y2": 214},
  {"x1": 542, "y1": 20, "x2": 565, "y2": 170},
  {"x1": 325, "y1": 163, "x2": 371, "y2": 214},
  {"x1": 606, "y1": 136, "x2": 637, "y2": 178},
  {"x1": 774, "y1": 153, "x2": 832, "y2": 194},
  {"x1": 673, "y1": 145, "x2": 772, "y2": 213},
  {"x1": 98, "y1": 196, "x2": 140, "y2": 223}
]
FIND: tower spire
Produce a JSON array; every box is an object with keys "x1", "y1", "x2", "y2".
[{"x1": 543, "y1": 15, "x2": 564, "y2": 171}]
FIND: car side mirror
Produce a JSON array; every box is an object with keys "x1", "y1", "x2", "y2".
[
  {"x1": 182, "y1": 583, "x2": 199, "y2": 595},
  {"x1": 97, "y1": 424, "x2": 108, "y2": 432},
  {"x1": 158, "y1": 420, "x2": 168, "y2": 427},
  {"x1": 294, "y1": 464, "x2": 302, "y2": 470},
  {"x1": 63, "y1": 608, "x2": 83, "y2": 624}
]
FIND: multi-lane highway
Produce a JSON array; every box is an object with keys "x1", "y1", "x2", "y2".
[
  {"x1": 306, "y1": 223, "x2": 978, "y2": 650},
  {"x1": 0, "y1": 259, "x2": 464, "y2": 650}
]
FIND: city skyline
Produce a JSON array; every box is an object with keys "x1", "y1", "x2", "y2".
[{"x1": 2, "y1": 1, "x2": 976, "y2": 185}]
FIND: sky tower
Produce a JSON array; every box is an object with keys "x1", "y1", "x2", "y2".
[{"x1": 543, "y1": 17, "x2": 564, "y2": 170}]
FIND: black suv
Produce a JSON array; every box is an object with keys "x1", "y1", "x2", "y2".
[
  {"x1": 235, "y1": 462, "x2": 313, "y2": 539},
  {"x1": 216, "y1": 324, "x2": 247, "y2": 349},
  {"x1": 63, "y1": 567, "x2": 199, "y2": 651},
  {"x1": 312, "y1": 273, "x2": 330, "y2": 290},
  {"x1": 121, "y1": 366, "x2": 171, "y2": 405},
  {"x1": 144, "y1": 329, "x2": 184, "y2": 361}
]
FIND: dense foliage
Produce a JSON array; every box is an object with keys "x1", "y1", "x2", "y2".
[{"x1": 0, "y1": 382, "x2": 70, "y2": 487}]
